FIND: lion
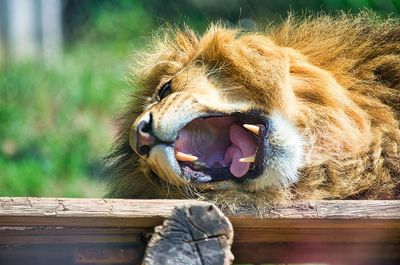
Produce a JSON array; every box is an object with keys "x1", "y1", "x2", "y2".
[{"x1": 105, "y1": 12, "x2": 400, "y2": 210}]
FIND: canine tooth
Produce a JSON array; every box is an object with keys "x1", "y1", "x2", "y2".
[
  {"x1": 243, "y1": 124, "x2": 259, "y2": 135},
  {"x1": 175, "y1": 151, "x2": 198, "y2": 162},
  {"x1": 239, "y1": 154, "x2": 256, "y2": 163}
]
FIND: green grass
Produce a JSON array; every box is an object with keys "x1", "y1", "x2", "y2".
[
  {"x1": 0, "y1": 46, "x2": 132, "y2": 197},
  {"x1": 0, "y1": 1, "x2": 156, "y2": 197},
  {"x1": 0, "y1": 54, "x2": 121, "y2": 196}
]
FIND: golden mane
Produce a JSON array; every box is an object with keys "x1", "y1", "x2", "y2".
[{"x1": 105, "y1": 12, "x2": 400, "y2": 207}]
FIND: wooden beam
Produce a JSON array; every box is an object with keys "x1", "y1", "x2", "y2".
[
  {"x1": 0, "y1": 198, "x2": 399, "y2": 244},
  {"x1": 1, "y1": 197, "x2": 399, "y2": 223},
  {"x1": 0, "y1": 197, "x2": 209, "y2": 228},
  {"x1": 0, "y1": 198, "x2": 399, "y2": 265}
]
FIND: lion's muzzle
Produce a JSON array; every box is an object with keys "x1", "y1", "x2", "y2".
[{"x1": 130, "y1": 112, "x2": 172, "y2": 157}]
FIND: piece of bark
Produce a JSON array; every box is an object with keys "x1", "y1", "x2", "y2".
[{"x1": 142, "y1": 203, "x2": 234, "y2": 265}]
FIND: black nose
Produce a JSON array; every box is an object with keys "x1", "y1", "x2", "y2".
[{"x1": 136, "y1": 117, "x2": 158, "y2": 156}]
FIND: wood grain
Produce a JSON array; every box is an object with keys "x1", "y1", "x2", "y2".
[
  {"x1": 1, "y1": 197, "x2": 399, "y2": 222},
  {"x1": 142, "y1": 204, "x2": 234, "y2": 265},
  {"x1": 0, "y1": 197, "x2": 399, "y2": 265}
]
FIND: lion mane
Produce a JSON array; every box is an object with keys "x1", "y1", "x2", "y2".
[{"x1": 105, "y1": 12, "x2": 399, "y2": 209}]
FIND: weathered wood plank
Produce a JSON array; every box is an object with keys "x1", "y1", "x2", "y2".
[
  {"x1": 0, "y1": 198, "x2": 398, "y2": 245},
  {"x1": 1, "y1": 197, "x2": 399, "y2": 225},
  {"x1": 0, "y1": 197, "x2": 207, "y2": 228},
  {"x1": 232, "y1": 242, "x2": 400, "y2": 265},
  {"x1": 1, "y1": 227, "x2": 399, "y2": 245},
  {"x1": 0, "y1": 198, "x2": 399, "y2": 265},
  {"x1": 74, "y1": 247, "x2": 142, "y2": 264},
  {"x1": 0, "y1": 228, "x2": 144, "y2": 244},
  {"x1": 0, "y1": 244, "x2": 141, "y2": 265}
]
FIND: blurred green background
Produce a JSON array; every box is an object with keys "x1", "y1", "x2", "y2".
[{"x1": 0, "y1": 0, "x2": 399, "y2": 197}]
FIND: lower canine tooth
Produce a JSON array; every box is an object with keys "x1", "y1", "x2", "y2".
[
  {"x1": 239, "y1": 154, "x2": 256, "y2": 163},
  {"x1": 175, "y1": 151, "x2": 198, "y2": 162},
  {"x1": 243, "y1": 124, "x2": 260, "y2": 135}
]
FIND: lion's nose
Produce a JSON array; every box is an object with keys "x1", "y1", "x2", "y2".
[{"x1": 130, "y1": 113, "x2": 158, "y2": 156}]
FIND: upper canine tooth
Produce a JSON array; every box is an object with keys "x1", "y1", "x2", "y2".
[
  {"x1": 243, "y1": 124, "x2": 259, "y2": 135},
  {"x1": 239, "y1": 154, "x2": 256, "y2": 163},
  {"x1": 175, "y1": 151, "x2": 198, "y2": 162}
]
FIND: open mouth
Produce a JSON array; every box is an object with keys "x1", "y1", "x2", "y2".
[{"x1": 174, "y1": 112, "x2": 270, "y2": 183}]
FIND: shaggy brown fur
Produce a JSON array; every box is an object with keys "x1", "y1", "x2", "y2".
[{"x1": 105, "y1": 12, "x2": 400, "y2": 210}]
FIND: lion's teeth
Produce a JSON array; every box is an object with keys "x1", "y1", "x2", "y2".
[
  {"x1": 243, "y1": 124, "x2": 259, "y2": 135},
  {"x1": 175, "y1": 151, "x2": 198, "y2": 162},
  {"x1": 239, "y1": 154, "x2": 256, "y2": 163}
]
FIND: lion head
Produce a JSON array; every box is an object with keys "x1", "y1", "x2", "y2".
[{"x1": 106, "y1": 13, "x2": 400, "y2": 206}]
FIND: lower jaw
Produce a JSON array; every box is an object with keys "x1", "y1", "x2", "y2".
[
  {"x1": 181, "y1": 164, "x2": 263, "y2": 183},
  {"x1": 181, "y1": 177, "x2": 268, "y2": 195}
]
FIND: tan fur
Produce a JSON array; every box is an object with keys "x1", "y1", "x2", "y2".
[{"x1": 105, "y1": 13, "x2": 400, "y2": 210}]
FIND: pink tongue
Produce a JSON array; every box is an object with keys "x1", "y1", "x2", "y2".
[{"x1": 224, "y1": 124, "x2": 257, "y2": 178}]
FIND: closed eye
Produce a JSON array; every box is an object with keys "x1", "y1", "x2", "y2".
[{"x1": 158, "y1": 80, "x2": 172, "y2": 100}]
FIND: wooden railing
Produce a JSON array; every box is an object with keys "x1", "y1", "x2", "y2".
[{"x1": 0, "y1": 197, "x2": 399, "y2": 265}]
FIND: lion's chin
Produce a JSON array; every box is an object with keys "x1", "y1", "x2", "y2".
[{"x1": 146, "y1": 111, "x2": 304, "y2": 191}]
